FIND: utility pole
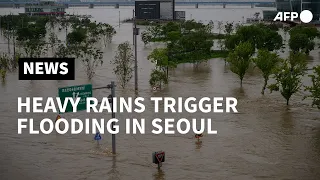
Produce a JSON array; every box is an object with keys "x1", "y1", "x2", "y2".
[
  {"x1": 107, "y1": 81, "x2": 116, "y2": 154},
  {"x1": 12, "y1": 14, "x2": 15, "y2": 60},
  {"x1": 132, "y1": 9, "x2": 135, "y2": 45},
  {"x1": 7, "y1": 20, "x2": 10, "y2": 55},
  {"x1": 172, "y1": 0, "x2": 175, "y2": 20},
  {"x1": 133, "y1": 9, "x2": 139, "y2": 91}
]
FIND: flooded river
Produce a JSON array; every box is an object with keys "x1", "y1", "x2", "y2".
[{"x1": 0, "y1": 6, "x2": 320, "y2": 180}]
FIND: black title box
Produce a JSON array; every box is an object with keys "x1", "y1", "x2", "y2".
[{"x1": 18, "y1": 58, "x2": 75, "y2": 80}]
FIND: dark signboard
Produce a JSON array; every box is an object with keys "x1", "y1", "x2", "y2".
[{"x1": 135, "y1": 1, "x2": 160, "y2": 20}]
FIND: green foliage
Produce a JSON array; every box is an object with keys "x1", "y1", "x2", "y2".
[
  {"x1": 289, "y1": 25, "x2": 319, "y2": 55},
  {"x1": 141, "y1": 31, "x2": 152, "y2": 45},
  {"x1": 252, "y1": 50, "x2": 281, "y2": 94},
  {"x1": 224, "y1": 22, "x2": 233, "y2": 35},
  {"x1": 24, "y1": 40, "x2": 47, "y2": 58},
  {"x1": 112, "y1": 42, "x2": 134, "y2": 89},
  {"x1": 289, "y1": 33, "x2": 315, "y2": 55},
  {"x1": 48, "y1": 32, "x2": 61, "y2": 55},
  {"x1": 0, "y1": 52, "x2": 20, "y2": 82},
  {"x1": 1, "y1": 15, "x2": 48, "y2": 58},
  {"x1": 227, "y1": 42, "x2": 255, "y2": 86},
  {"x1": 0, "y1": 69, "x2": 6, "y2": 82},
  {"x1": 55, "y1": 44, "x2": 69, "y2": 58},
  {"x1": 67, "y1": 27, "x2": 87, "y2": 44},
  {"x1": 99, "y1": 23, "x2": 116, "y2": 45},
  {"x1": 0, "y1": 14, "x2": 116, "y2": 80},
  {"x1": 174, "y1": 29, "x2": 213, "y2": 64},
  {"x1": 224, "y1": 24, "x2": 283, "y2": 51},
  {"x1": 162, "y1": 22, "x2": 180, "y2": 36},
  {"x1": 255, "y1": 23, "x2": 281, "y2": 31},
  {"x1": 289, "y1": 25, "x2": 319, "y2": 40},
  {"x1": 268, "y1": 52, "x2": 307, "y2": 105},
  {"x1": 258, "y1": 28, "x2": 283, "y2": 51},
  {"x1": 181, "y1": 20, "x2": 206, "y2": 32},
  {"x1": 268, "y1": 60, "x2": 303, "y2": 105},
  {"x1": 145, "y1": 20, "x2": 226, "y2": 85},
  {"x1": 217, "y1": 21, "x2": 223, "y2": 34},
  {"x1": 224, "y1": 34, "x2": 240, "y2": 50},
  {"x1": 287, "y1": 51, "x2": 308, "y2": 71},
  {"x1": 147, "y1": 24, "x2": 163, "y2": 41},
  {"x1": 0, "y1": 53, "x2": 9, "y2": 75},
  {"x1": 149, "y1": 69, "x2": 168, "y2": 88},
  {"x1": 148, "y1": 48, "x2": 176, "y2": 72},
  {"x1": 78, "y1": 44, "x2": 103, "y2": 80},
  {"x1": 304, "y1": 66, "x2": 320, "y2": 109}
]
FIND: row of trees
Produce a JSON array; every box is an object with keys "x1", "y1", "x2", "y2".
[
  {"x1": 0, "y1": 14, "x2": 116, "y2": 80},
  {"x1": 135, "y1": 21, "x2": 320, "y2": 108},
  {"x1": 225, "y1": 23, "x2": 320, "y2": 107}
]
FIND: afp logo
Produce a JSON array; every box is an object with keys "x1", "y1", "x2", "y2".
[
  {"x1": 273, "y1": 10, "x2": 313, "y2": 23},
  {"x1": 18, "y1": 58, "x2": 75, "y2": 80}
]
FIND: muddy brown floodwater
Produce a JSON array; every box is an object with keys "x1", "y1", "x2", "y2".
[{"x1": 0, "y1": 6, "x2": 320, "y2": 180}]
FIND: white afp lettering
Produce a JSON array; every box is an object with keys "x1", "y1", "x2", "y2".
[
  {"x1": 273, "y1": 12, "x2": 299, "y2": 21},
  {"x1": 24, "y1": 62, "x2": 68, "y2": 75}
]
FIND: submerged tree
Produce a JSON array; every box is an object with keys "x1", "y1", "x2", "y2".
[
  {"x1": 268, "y1": 53, "x2": 307, "y2": 105},
  {"x1": 48, "y1": 32, "x2": 61, "y2": 56},
  {"x1": 289, "y1": 25, "x2": 319, "y2": 55},
  {"x1": 0, "y1": 53, "x2": 9, "y2": 81},
  {"x1": 148, "y1": 48, "x2": 176, "y2": 78},
  {"x1": 149, "y1": 69, "x2": 168, "y2": 88},
  {"x1": 55, "y1": 44, "x2": 69, "y2": 58},
  {"x1": 304, "y1": 66, "x2": 320, "y2": 109},
  {"x1": 289, "y1": 33, "x2": 314, "y2": 55},
  {"x1": 101, "y1": 23, "x2": 116, "y2": 45},
  {"x1": 224, "y1": 22, "x2": 234, "y2": 35},
  {"x1": 217, "y1": 21, "x2": 223, "y2": 34},
  {"x1": 78, "y1": 44, "x2": 103, "y2": 80},
  {"x1": 141, "y1": 31, "x2": 152, "y2": 46},
  {"x1": 224, "y1": 24, "x2": 283, "y2": 52},
  {"x1": 0, "y1": 52, "x2": 20, "y2": 82},
  {"x1": 0, "y1": 14, "x2": 116, "y2": 80},
  {"x1": 16, "y1": 20, "x2": 47, "y2": 57},
  {"x1": 227, "y1": 42, "x2": 255, "y2": 86},
  {"x1": 252, "y1": 50, "x2": 281, "y2": 94},
  {"x1": 112, "y1": 42, "x2": 134, "y2": 89}
]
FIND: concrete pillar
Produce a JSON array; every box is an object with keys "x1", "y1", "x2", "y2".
[
  {"x1": 223, "y1": 3, "x2": 226, "y2": 8},
  {"x1": 251, "y1": 3, "x2": 254, "y2": 8},
  {"x1": 89, "y1": 3, "x2": 94, "y2": 8},
  {"x1": 64, "y1": 4, "x2": 69, "y2": 8},
  {"x1": 195, "y1": 3, "x2": 198, "y2": 9},
  {"x1": 115, "y1": 4, "x2": 119, "y2": 9},
  {"x1": 14, "y1": 4, "x2": 20, "y2": 8}
]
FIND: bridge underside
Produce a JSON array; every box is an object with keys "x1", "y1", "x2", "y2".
[{"x1": 0, "y1": 1, "x2": 276, "y2": 7}]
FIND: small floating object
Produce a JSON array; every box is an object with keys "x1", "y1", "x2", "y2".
[
  {"x1": 195, "y1": 133, "x2": 203, "y2": 139},
  {"x1": 152, "y1": 86, "x2": 160, "y2": 91},
  {"x1": 56, "y1": 115, "x2": 61, "y2": 122}
]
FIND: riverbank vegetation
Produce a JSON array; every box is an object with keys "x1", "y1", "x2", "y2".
[
  {"x1": 224, "y1": 23, "x2": 320, "y2": 106},
  {"x1": 143, "y1": 20, "x2": 229, "y2": 86},
  {"x1": 141, "y1": 20, "x2": 320, "y2": 108},
  {"x1": 0, "y1": 14, "x2": 116, "y2": 80}
]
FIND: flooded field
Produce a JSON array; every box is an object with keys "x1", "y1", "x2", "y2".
[{"x1": 0, "y1": 6, "x2": 320, "y2": 180}]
